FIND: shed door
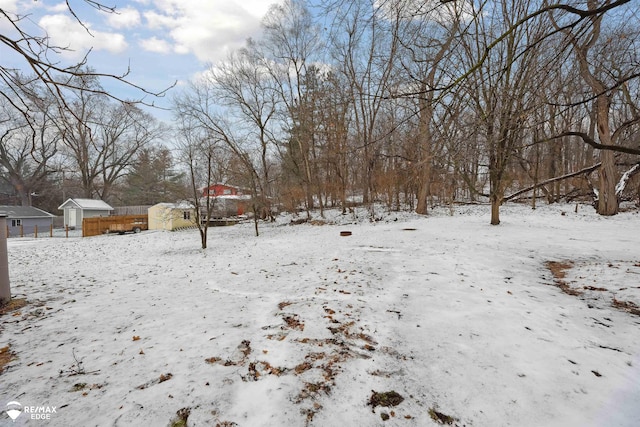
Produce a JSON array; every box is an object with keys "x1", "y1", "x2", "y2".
[{"x1": 69, "y1": 209, "x2": 76, "y2": 227}]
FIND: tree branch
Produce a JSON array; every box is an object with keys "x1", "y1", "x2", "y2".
[
  {"x1": 504, "y1": 162, "x2": 602, "y2": 201},
  {"x1": 540, "y1": 131, "x2": 640, "y2": 156}
]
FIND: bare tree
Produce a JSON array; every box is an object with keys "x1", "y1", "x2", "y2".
[
  {"x1": 261, "y1": 0, "x2": 325, "y2": 218},
  {"x1": 0, "y1": 1, "x2": 172, "y2": 131},
  {"x1": 392, "y1": 0, "x2": 464, "y2": 214},
  {"x1": 549, "y1": 0, "x2": 640, "y2": 215},
  {"x1": 95, "y1": 102, "x2": 165, "y2": 200},
  {"x1": 460, "y1": 0, "x2": 548, "y2": 224},
  {"x1": 55, "y1": 74, "x2": 164, "y2": 201},
  {"x1": 173, "y1": 77, "x2": 268, "y2": 237},
  {"x1": 0, "y1": 92, "x2": 58, "y2": 205},
  {"x1": 176, "y1": 120, "x2": 224, "y2": 250},
  {"x1": 327, "y1": 0, "x2": 401, "y2": 209}
]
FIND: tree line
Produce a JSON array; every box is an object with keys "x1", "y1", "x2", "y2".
[{"x1": 1, "y1": 0, "x2": 639, "y2": 225}]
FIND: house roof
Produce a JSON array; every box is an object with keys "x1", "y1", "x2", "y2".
[
  {"x1": 0, "y1": 205, "x2": 55, "y2": 218},
  {"x1": 58, "y1": 198, "x2": 113, "y2": 211},
  {"x1": 216, "y1": 195, "x2": 251, "y2": 200},
  {"x1": 203, "y1": 183, "x2": 239, "y2": 189},
  {"x1": 151, "y1": 202, "x2": 194, "y2": 210}
]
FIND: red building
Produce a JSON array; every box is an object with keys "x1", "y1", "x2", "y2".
[
  {"x1": 201, "y1": 184, "x2": 244, "y2": 198},
  {"x1": 201, "y1": 184, "x2": 249, "y2": 217}
]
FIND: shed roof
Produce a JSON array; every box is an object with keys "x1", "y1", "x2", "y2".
[
  {"x1": 58, "y1": 198, "x2": 113, "y2": 211},
  {"x1": 0, "y1": 205, "x2": 55, "y2": 218}
]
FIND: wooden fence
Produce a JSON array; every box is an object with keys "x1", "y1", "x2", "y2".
[{"x1": 82, "y1": 215, "x2": 148, "y2": 237}]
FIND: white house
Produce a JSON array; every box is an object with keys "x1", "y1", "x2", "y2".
[{"x1": 58, "y1": 198, "x2": 113, "y2": 229}]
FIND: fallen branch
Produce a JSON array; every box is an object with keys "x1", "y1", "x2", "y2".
[
  {"x1": 504, "y1": 163, "x2": 601, "y2": 202},
  {"x1": 615, "y1": 163, "x2": 640, "y2": 196}
]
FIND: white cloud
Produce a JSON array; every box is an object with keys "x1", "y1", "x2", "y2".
[
  {"x1": 144, "y1": 10, "x2": 179, "y2": 30},
  {"x1": 0, "y1": 0, "x2": 39, "y2": 14},
  {"x1": 107, "y1": 6, "x2": 141, "y2": 29},
  {"x1": 140, "y1": 36, "x2": 171, "y2": 53},
  {"x1": 47, "y1": 2, "x2": 69, "y2": 13},
  {"x1": 39, "y1": 14, "x2": 128, "y2": 59},
  {"x1": 140, "y1": 0, "x2": 284, "y2": 63},
  {"x1": 0, "y1": 0, "x2": 17, "y2": 10}
]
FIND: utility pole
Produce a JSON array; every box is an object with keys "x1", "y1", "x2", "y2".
[{"x1": 0, "y1": 214, "x2": 10, "y2": 305}]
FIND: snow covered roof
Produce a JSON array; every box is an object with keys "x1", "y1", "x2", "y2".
[
  {"x1": 151, "y1": 202, "x2": 194, "y2": 210},
  {"x1": 0, "y1": 205, "x2": 54, "y2": 218},
  {"x1": 214, "y1": 195, "x2": 251, "y2": 200},
  {"x1": 58, "y1": 198, "x2": 113, "y2": 211}
]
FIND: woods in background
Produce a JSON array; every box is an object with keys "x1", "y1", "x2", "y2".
[{"x1": 1, "y1": 0, "x2": 639, "y2": 224}]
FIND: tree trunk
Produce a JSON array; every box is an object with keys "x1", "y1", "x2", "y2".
[
  {"x1": 490, "y1": 194, "x2": 501, "y2": 225},
  {"x1": 200, "y1": 229, "x2": 207, "y2": 249},
  {"x1": 415, "y1": 80, "x2": 434, "y2": 215},
  {"x1": 415, "y1": 177, "x2": 430, "y2": 215},
  {"x1": 598, "y1": 149, "x2": 618, "y2": 215}
]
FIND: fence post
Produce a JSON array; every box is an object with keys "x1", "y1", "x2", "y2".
[
  {"x1": 66, "y1": 225, "x2": 69, "y2": 238},
  {"x1": 0, "y1": 215, "x2": 10, "y2": 305},
  {"x1": 50, "y1": 223, "x2": 53, "y2": 237},
  {"x1": 20, "y1": 225, "x2": 23, "y2": 237},
  {"x1": 35, "y1": 224, "x2": 38, "y2": 238}
]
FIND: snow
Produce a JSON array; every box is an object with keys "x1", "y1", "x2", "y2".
[
  {"x1": 58, "y1": 198, "x2": 114, "y2": 210},
  {"x1": 1, "y1": 203, "x2": 639, "y2": 426}
]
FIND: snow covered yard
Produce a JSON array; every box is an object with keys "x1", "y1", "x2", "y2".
[{"x1": 1, "y1": 203, "x2": 639, "y2": 427}]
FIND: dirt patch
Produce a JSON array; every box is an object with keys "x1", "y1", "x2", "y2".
[
  {"x1": 545, "y1": 261, "x2": 582, "y2": 296},
  {"x1": 368, "y1": 390, "x2": 404, "y2": 411},
  {"x1": 283, "y1": 314, "x2": 305, "y2": 331},
  {"x1": 169, "y1": 407, "x2": 190, "y2": 427},
  {"x1": 546, "y1": 260, "x2": 640, "y2": 317},
  {"x1": 428, "y1": 407, "x2": 458, "y2": 425},
  {"x1": 612, "y1": 298, "x2": 640, "y2": 316},
  {"x1": 584, "y1": 286, "x2": 607, "y2": 291},
  {"x1": 0, "y1": 298, "x2": 28, "y2": 315},
  {"x1": 136, "y1": 372, "x2": 173, "y2": 390},
  {"x1": 245, "y1": 361, "x2": 286, "y2": 382},
  {"x1": 206, "y1": 303, "x2": 380, "y2": 425},
  {"x1": 278, "y1": 301, "x2": 293, "y2": 310},
  {"x1": 0, "y1": 345, "x2": 16, "y2": 374},
  {"x1": 546, "y1": 261, "x2": 573, "y2": 279}
]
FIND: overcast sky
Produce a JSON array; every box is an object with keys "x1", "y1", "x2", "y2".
[{"x1": 0, "y1": 0, "x2": 284, "y2": 111}]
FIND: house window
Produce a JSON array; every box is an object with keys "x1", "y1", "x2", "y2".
[
  {"x1": 183, "y1": 211, "x2": 191, "y2": 220},
  {"x1": 223, "y1": 189, "x2": 232, "y2": 195},
  {"x1": 11, "y1": 219, "x2": 21, "y2": 227},
  {"x1": 209, "y1": 189, "x2": 216, "y2": 195}
]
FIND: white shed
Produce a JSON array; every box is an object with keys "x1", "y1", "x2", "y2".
[
  {"x1": 148, "y1": 202, "x2": 196, "y2": 231},
  {"x1": 58, "y1": 198, "x2": 113, "y2": 229}
]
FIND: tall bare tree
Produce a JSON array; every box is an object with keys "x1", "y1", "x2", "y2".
[
  {"x1": 460, "y1": 0, "x2": 548, "y2": 224},
  {"x1": 0, "y1": 91, "x2": 58, "y2": 205},
  {"x1": 262, "y1": 0, "x2": 325, "y2": 218},
  {"x1": 56, "y1": 74, "x2": 164, "y2": 201},
  {"x1": 549, "y1": 0, "x2": 640, "y2": 215},
  {"x1": 328, "y1": 0, "x2": 401, "y2": 207},
  {"x1": 393, "y1": 0, "x2": 464, "y2": 214},
  {"x1": 176, "y1": 120, "x2": 226, "y2": 249},
  {"x1": 173, "y1": 75, "x2": 269, "y2": 237}
]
